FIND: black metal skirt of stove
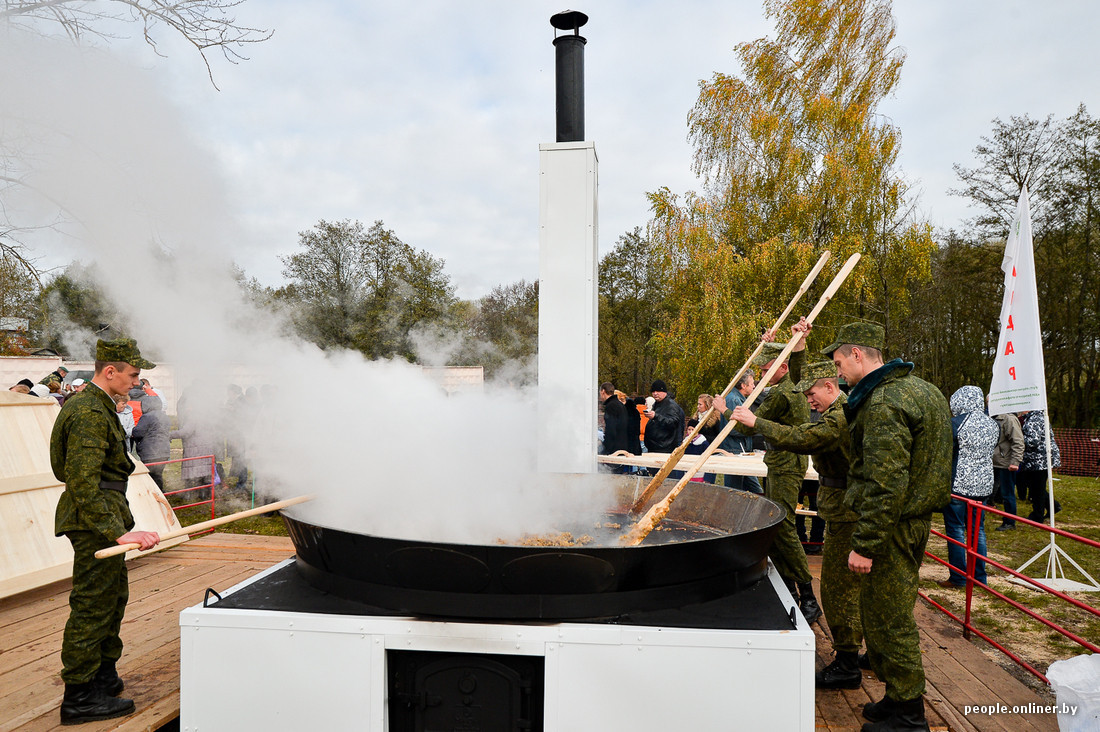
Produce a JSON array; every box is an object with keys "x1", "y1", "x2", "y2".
[
  {"x1": 294, "y1": 555, "x2": 769, "y2": 620},
  {"x1": 281, "y1": 477, "x2": 785, "y2": 620}
]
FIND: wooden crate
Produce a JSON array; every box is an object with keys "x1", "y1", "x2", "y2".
[{"x1": 0, "y1": 390, "x2": 186, "y2": 599}]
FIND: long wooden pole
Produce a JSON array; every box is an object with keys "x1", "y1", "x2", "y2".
[
  {"x1": 629, "y1": 250, "x2": 832, "y2": 513},
  {"x1": 621, "y1": 253, "x2": 861, "y2": 546},
  {"x1": 95, "y1": 494, "x2": 315, "y2": 559}
]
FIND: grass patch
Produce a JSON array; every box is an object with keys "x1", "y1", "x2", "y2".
[{"x1": 160, "y1": 439, "x2": 289, "y2": 538}]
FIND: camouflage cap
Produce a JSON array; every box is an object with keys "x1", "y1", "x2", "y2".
[
  {"x1": 95, "y1": 337, "x2": 156, "y2": 370},
  {"x1": 821, "y1": 322, "x2": 885, "y2": 356},
  {"x1": 793, "y1": 361, "x2": 839, "y2": 392},
  {"x1": 752, "y1": 341, "x2": 787, "y2": 367}
]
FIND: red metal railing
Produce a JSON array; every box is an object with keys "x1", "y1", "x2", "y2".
[
  {"x1": 921, "y1": 498, "x2": 1100, "y2": 684},
  {"x1": 146, "y1": 454, "x2": 218, "y2": 530}
]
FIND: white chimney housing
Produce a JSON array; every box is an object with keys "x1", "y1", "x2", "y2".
[{"x1": 537, "y1": 140, "x2": 598, "y2": 474}]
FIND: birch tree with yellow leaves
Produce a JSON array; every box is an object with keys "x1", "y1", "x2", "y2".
[{"x1": 647, "y1": 0, "x2": 935, "y2": 399}]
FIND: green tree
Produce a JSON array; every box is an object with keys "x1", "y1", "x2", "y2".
[
  {"x1": 942, "y1": 107, "x2": 1100, "y2": 427},
  {"x1": 647, "y1": 0, "x2": 935, "y2": 399},
  {"x1": 280, "y1": 219, "x2": 456, "y2": 360},
  {"x1": 448, "y1": 279, "x2": 539, "y2": 384},
  {"x1": 0, "y1": 251, "x2": 39, "y2": 321},
  {"x1": 598, "y1": 228, "x2": 670, "y2": 395},
  {"x1": 1040, "y1": 107, "x2": 1100, "y2": 427},
  {"x1": 0, "y1": 251, "x2": 39, "y2": 354},
  {"x1": 906, "y1": 233, "x2": 1002, "y2": 393},
  {"x1": 950, "y1": 114, "x2": 1060, "y2": 237},
  {"x1": 37, "y1": 263, "x2": 124, "y2": 355}
]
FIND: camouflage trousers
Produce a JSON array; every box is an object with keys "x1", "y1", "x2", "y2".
[
  {"x1": 861, "y1": 517, "x2": 930, "y2": 702},
  {"x1": 821, "y1": 519, "x2": 862, "y2": 653},
  {"x1": 765, "y1": 470, "x2": 813, "y2": 585},
  {"x1": 61, "y1": 531, "x2": 129, "y2": 684}
]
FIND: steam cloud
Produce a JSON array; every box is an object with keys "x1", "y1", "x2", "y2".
[{"x1": 2, "y1": 30, "x2": 613, "y2": 543}]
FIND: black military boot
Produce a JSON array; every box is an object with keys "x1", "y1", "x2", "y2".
[
  {"x1": 857, "y1": 651, "x2": 871, "y2": 669},
  {"x1": 862, "y1": 695, "x2": 895, "y2": 722},
  {"x1": 93, "y1": 660, "x2": 125, "y2": 697},
  {"x1": 60, "y1": 681, "x2": 135, "y2": 725},
  {"x1": 861, "y1": 697, "x2": 930, "y2": 732},
  {"x1": 816, "y1": 650, "x2": 862, "y2": 689},
  {"x1": 796, "y1": 582, "x2": 822, "y2": 624}
]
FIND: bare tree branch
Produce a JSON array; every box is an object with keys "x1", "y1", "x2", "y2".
[{"x1": 2, "y1": 0, "x2": 272, "y2": 88}]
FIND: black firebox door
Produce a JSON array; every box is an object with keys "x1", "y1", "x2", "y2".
[{"x1": 388, "y1": 650, "x2": 545, "y2": 732}]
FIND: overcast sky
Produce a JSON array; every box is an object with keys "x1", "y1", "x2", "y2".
[{"x1": 24, "y1": 0, "x2": 1100, "y2": 299}]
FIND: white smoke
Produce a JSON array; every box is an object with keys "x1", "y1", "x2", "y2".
[{"x1": 1, "y1": 29, "x2": 613, "y2": 543}]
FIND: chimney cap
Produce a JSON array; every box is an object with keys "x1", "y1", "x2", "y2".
[{"x1": 550, "y1": 10, "x2": 588, "y2": 33}]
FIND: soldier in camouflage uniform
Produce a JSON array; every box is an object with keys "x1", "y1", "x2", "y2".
[
  {"x1": 50, "y1": 338, "x2": 160, "y2": 725},
  {"x1": 825, "y1": 323, "x2": 952, "y2": 732},
  {"x1": 716, "y1": 339, "x2": 820, "y2": 623},
  {"x1": 730, "y1": 322, "x2": 863, "y2": 690},
  {"x1": 39, "y1": 365, "x2": 69, "y2": 388}
]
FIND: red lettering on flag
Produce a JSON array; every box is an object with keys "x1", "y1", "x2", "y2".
[
  {"x1": 1012, "y1": 266, "x2": 1017, "y2": 277},
  {"x1": 1009, "y1": 366, "x2": 1016, "y2": 380},
  {"x1": 1007, "y1": 315, "x2": 1014, "y2": 330},
  {"x1": 1005, "y1": 341, "x2": 1015, "y2": 355}
]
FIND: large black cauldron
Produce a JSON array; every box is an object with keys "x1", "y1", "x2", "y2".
[{"x1": 282, "y1": 475, "x2": 784, "y2": 620}]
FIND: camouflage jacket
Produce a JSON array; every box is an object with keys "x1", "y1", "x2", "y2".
[
  {"x1": 787, "y1": 348, "x2": 806, "y2": 384},
  {"x1": 51, "y1": 383, "x2": 136, "y2": 542},
  {"x1": 752, "y1": 393, "x2": 856, "y2": 522},
  {"x1": 844, "y1": 360, "x2": 952, "y2": 559},
  {"x1": 737, "y1": 372, "x2": 809, "y2": 475}
]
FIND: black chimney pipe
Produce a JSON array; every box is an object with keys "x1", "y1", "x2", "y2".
[{"x1": 550, "y1": 10, "x2": 588, "y2": 142}]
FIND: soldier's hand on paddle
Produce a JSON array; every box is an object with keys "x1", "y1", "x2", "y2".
[
  {"x1": 117, "y1": 531, "x2": 160, "y2": 551},
  {"x1": 848, "y1": 550, "x2": 873, "y2": 574},
  {"x1": 711, "y1": 395, "x2": 727, "y2": 413},
  {"x1": 790, "y1": 317, "x2": 811, "y2": 351},
  {"x1": 730, "y1": 405, "x2": 756, "y2": 428},
  {"x1": 761, "y1": 328, "x2": 776, "y2": 343}
]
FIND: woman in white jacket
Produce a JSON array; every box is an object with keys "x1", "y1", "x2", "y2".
[{"x1": 940, "y1": 385, "x2": 998, "y2": 588}]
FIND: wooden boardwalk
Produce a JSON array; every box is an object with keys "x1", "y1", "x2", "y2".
[
  {"x1": 0, "y1": 534, "x2": 295, "y2": 732},
  {"x1": 804, "y1": 555, "x2": 1058, "y2": 732},
  {"x1": 0, "y1": 536, "x2": 1059, "y2": 731}
]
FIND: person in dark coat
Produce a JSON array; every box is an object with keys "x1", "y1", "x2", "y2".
[
  {"x1": 642, "y1": 379, "x2": 686, "y2": 453},
  {"x1": 131, "y1": 392, "x2": 171, "y2": 490},
  {"x1": 598, "y1": 382, "x2": 632, "y2": 457},
  {"x1": 619, "y1": 391, "x2": 644, "y2": 457},
  {"x1": 1017, "y1": 410, "x2": 1062, "y2": 522}
]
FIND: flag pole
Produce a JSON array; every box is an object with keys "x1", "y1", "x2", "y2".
[{"x1": 995, "y1": 187, "x2": 1099, "y2": 592}]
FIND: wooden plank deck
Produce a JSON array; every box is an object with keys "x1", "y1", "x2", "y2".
[
  {"x1": 804, "y1": 555, "x2": 1058, "y2": 732},
  {"x1": 0, "y1": 536, "x2": 1060, "y2": 731},
  {"x1": 0, "y1": 534, "x2": 295, "y2": 732}
]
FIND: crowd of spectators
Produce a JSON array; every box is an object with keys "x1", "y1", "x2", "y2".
[{"x1": 8, "y1": 367, "x2": 272, "y2": 501}]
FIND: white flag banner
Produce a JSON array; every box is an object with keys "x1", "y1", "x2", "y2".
[{"x1": 989, "y1": 186, "x2": 1048, "y2": 416}]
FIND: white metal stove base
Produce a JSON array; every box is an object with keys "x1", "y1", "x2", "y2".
[{"x1": 180, "y1": 559, "x2": 815, "y2": 731}]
